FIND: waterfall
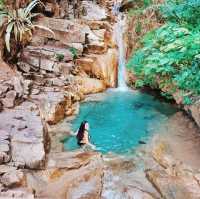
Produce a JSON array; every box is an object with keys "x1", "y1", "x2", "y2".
[{"x1": 113, "y1": 7, "x2": 128, "y2": 91}]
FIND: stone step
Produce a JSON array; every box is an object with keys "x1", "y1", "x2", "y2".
[
  {"x1": 24, "y1": 45, "x2": 73, "y2": 62},
  {"x1": 18, "y1": 56, "x2": 74, "y2": 74}
]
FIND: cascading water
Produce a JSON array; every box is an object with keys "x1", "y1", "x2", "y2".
[{"x1": 113, "y1": 5, "x2": 128, "y2": 90}]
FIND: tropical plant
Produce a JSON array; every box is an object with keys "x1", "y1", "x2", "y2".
[
  {"x1": 56, "y1": 53, "x2": 64, "y2": 62},
  {"x1": 0, "y1": 0, "x2": 54, "y2": 52},
  {"x1": 69, "y1": 47, "x2": 78, "y2": 60}
]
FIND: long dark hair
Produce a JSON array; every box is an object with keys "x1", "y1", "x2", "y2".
[{"x1": 76, "y1": 121, "x2": 88, "y2": 141}]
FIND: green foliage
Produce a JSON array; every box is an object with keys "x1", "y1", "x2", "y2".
[
  {"x1": 0, "y1": 0, "x2": 54, "y2": 52},
  {"x1": 0, "y1": 0, "x2": 4, "y2": 9},
  {"x1": 183, "y1": 96, "x2": 192, "y2": 105},
  {"x1": 127, "y1": 0, "x2": 200, "y2": 104},
  {"x1": 135, "y1": 21, "x2": 142, "y2": 35},
  {"x1": 127, "y1": 23, "x2": 200, "y2": 100},
  {"x1": 160, "y1": 0, "x2": 200, "y2": 29},
  {"x1": 56, "y1": 53, "x2": 64, "y2": 62},
  {"x1": 69, "y1": 47, "x2": 78, "y2": 60},
  {"x1": 128, "y1": 0, "x2": 153, "y2": 17}
]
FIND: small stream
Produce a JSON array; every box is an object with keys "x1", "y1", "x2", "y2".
[{"x1": 64, "y1": 89, "x2": 177, "y2": 153}]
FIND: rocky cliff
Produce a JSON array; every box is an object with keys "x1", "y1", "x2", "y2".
[{"x1": 0, "y1": 0, "x2": 118, "y2": 197}]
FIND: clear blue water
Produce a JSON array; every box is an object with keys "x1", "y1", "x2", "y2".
[{"x1": 64, "y1": 90, "x2": 177, "y2": 154}]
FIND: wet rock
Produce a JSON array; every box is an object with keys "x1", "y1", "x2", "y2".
[
  {"x1": 83, "y1": 49, "x2": 118, "y2": 87},
  {"x1": 66, "y1": 102, "x2": 80, "y2": 116},
  {"x1": 0, "y1": 102, "x2": 47, "y2": 169},
  {"x1": 1, "y1": 169, "x2": 24, "y2": 188}
]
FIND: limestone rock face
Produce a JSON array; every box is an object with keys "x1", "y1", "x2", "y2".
[
  {"x1": 184, "y1": 102, "x2": 200, "y2": 128},
  {"x1": 77, "y1": 49, "x2": 118, "y2": 87},
  {"x1": 31, "y1": 91, "x2": 71, "y2": 125},
  {"x1": 0, "y1": 102, "x2": 48, "y2": 169},
  {"x1": 26, "y1": 151, "x2": 103, "y2": 199},
  {"x1": 0, "y1": 188, "x2": 34, "y2": 199},
  {"x1": 73, "y1": 76, "x2": 107, "y2": 94},
  {"x1": 0, "y1": 130, "x2": 10, "y2": 164},
  {"x1": 82, "y1": 1, "x2": 107, "y2": 21},
  {"x1": 35, "y1": 17, "x2": 86, "y2": 44},
  {"x1": 1, "y1": 169, "x2": 24, "y2": 188}
]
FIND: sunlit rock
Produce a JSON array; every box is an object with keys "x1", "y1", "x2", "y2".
[
  {"x1": 35, "y1": 17, "x2": 86, "y2": 44},
  {"x1": 0, "y1": 102, "x2": 47, "y2": 169},
  {"x1": 82, "y1": 1, "x2": 107, "y2": 21},
  {"x1": 26, "y1": 151, "x2": 103, "y2": 199},
  {"x1": 73, "y1": 76, "x2": 107, "y2": 94}
]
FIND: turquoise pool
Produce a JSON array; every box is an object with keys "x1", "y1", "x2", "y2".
[{"x1": 64, "y1": 89, "x2": 177, "y2": 153}]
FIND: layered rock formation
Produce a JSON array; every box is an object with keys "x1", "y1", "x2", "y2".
[{"x1": 0, "y1": 0, "x2": 119, "y2": 198}]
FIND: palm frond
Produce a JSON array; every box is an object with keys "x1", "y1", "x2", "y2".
[
  {"x1": 5, "y1": 22, "x2": 14, "y2": 52},
  {"x1": 24, "y1": 0, "x2": 41, "y2": 18}
]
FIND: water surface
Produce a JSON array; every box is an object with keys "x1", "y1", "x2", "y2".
[{"x1": 64, "y1": 90, "x2": 177, "y2": 153}]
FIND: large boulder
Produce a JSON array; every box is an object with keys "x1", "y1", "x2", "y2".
[
  {"x1": 31, "y1": 91, "x2": 71, "y2": 125},
  {"x1": 0, "y1": 102, "x2": 48, "y2": 169},
  {"x1": 26, "y1": 151, "x2": 103, "y2": 199},
  {"x1": 146, "y1": 169, "x2": 200, "y2": 199}
]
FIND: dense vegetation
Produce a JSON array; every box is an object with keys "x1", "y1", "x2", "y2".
[{"x1": 127, "y1": 0, "x2": 200, "y2": 104}]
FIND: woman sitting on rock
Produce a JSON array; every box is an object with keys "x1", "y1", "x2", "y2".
[{"x1": 75, "y1": 121, "x2": 96, "y2": 149}]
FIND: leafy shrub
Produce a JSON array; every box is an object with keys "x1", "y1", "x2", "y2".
[
  {"x1": 69, "y1": 47, "x2": 78, "y2": 60},
  {"x1": 160, "y1": 0, "x2": 200, "y2": 28},
  {"x1": 127, "y1": 23, "x2": 200, "y2": 102},
  {"x1": 56, "y1": 53, "x2": 64, "y2": 62}
]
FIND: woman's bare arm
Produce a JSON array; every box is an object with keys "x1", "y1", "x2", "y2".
[{"x1": 70, "y1": 129, "x2": 78, "y2": 136}]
